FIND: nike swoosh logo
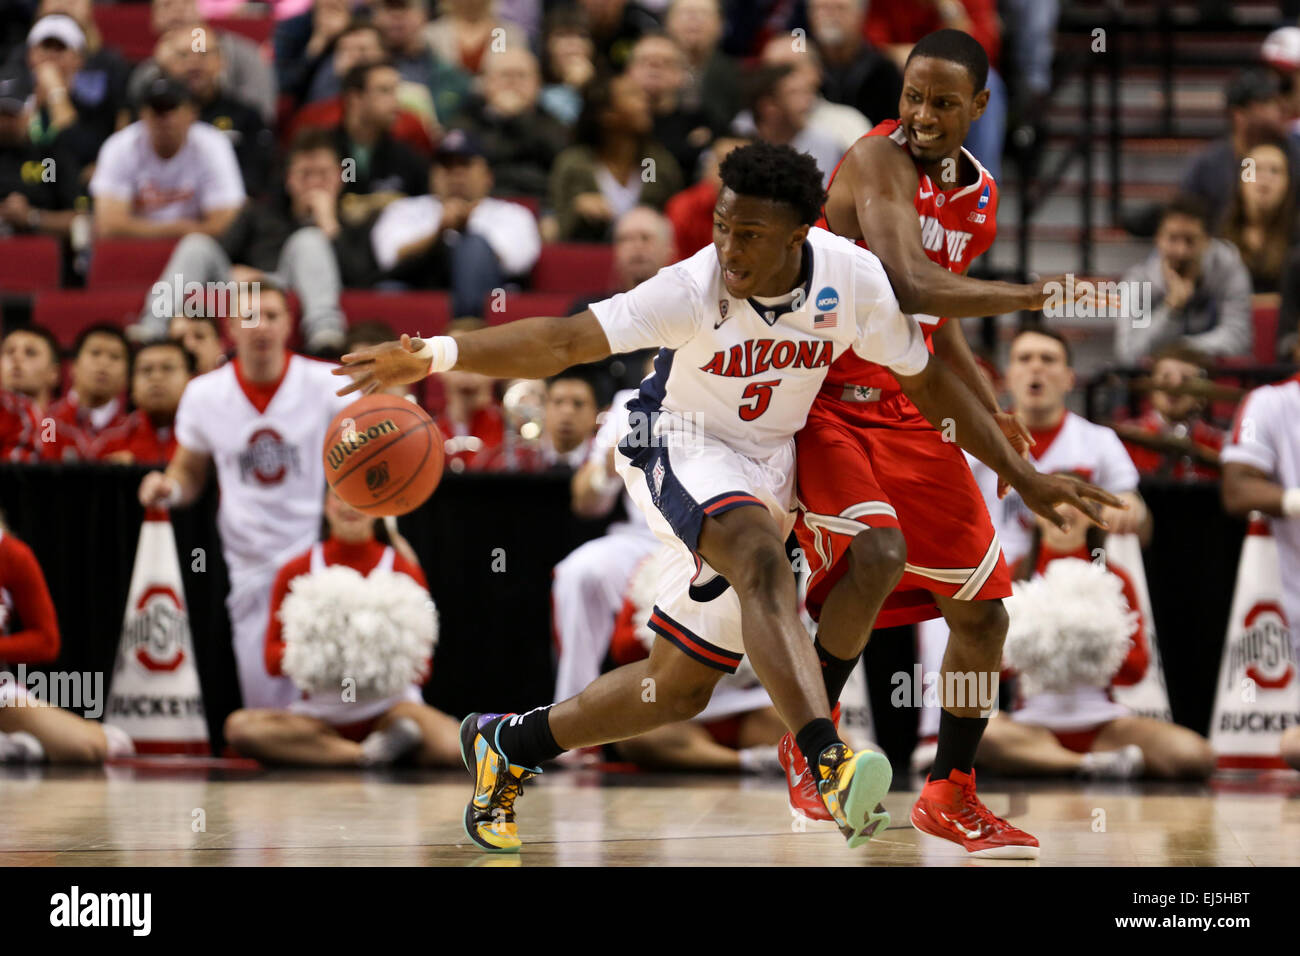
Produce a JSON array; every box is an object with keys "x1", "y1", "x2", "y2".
[
  {"x1": 787, "y1": 761, "x2": 803, "y2": 789},
  {"x1": 940, "y1": 812, "x2": 982, "y2": 839},
  {"x1": 918, "y1": 188, "x2": 934, "y2": 199}
]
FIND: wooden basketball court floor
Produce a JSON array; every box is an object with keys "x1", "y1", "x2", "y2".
[{"x1": 1, "y1": 765, "x2": 1297, "y2": 866}]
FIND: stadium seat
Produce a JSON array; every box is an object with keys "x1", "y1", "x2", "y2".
[
  {"x1": 497, "y1": 195, "x2": 542, "y2": 218},
  {"x1": 0, "y1": 236, "x2": 62, "y2": 293},
  {"x1": 484, "y1": 292, "x2": 577, "y2": 327},
  {"x1": 530, "y1": 243, "x2": 615, "y2": 294},
  {"x1": 87, "y1": 239, "x2": 178, "y2": 290},
  {"x1": 340, "y1": 290, "x2": 451, "y2": 335},
  {"x1": 32, "y1": 290, "x2": 146, "y2": 348},
  {"x1": 92, "y1": 9, "x2": 272, "y2": 65},
  {"x1": 1251, "y1": 301, "x2": 1279, "y2": 365}
]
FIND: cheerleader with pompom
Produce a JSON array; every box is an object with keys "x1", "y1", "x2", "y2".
[
  {"x1": 976, "y1": 475, "x2": 1215, "y2": 780},
  {"x1": 224, "y1": 490, "x2": 461, "y2": 767}
]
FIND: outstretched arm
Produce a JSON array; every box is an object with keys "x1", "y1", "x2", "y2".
[
  {"x1": 894, "y1": 355, "x2": 1124, "y2": 530},
  {"x1": 333, "y1": 310, "x2": 613, "y2": 396},
  {"x1": 827, "y1": 137, "x2": 1048, "y2": 317}
]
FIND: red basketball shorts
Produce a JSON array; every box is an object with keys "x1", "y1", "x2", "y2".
[{"x1": 794, "y1": 401, "x2": 1011, "y2": 627}]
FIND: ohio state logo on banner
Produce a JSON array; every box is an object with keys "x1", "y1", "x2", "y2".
[
  {"x1": 1210, "y1": 521, "x2": 1300, "y2": 769},
  {"x1": 105, "y1": 510, "x2": 209, "y2": 755}
]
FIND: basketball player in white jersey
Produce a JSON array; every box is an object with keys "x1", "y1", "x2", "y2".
[
  {"x1": 914, "y1": 326, "x2": 1150, "y2": 768},
  {"x1": 335, "y1": 143, "x2": 1120, "y2": 852},
  {"x1": 138, "y1": 284, "x2": 351, "y2": 710}
]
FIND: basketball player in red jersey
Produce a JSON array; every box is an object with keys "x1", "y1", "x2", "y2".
[{"x1": 782, "y1": 30, "x2": 1117, "y2": 858}]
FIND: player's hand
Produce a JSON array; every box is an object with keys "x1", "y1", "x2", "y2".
[
  {"x1": 1025, "y1": 274, "x2": 1067, "y2": 311},
  {"x1": 139, "y1": 470, "x2": 176, "y2": 509},
  {"x1": 994, "y1": 410, "x2": 1034, "y2": 499},
  {"x1": 1101, "y1": 499, "x2": 1145, "y2": 535},
  {"x1": 333, "y1": 334, "x2": 433, "y2": 396},
  {"x1": 1013, "y1": 471, "x2": 1126, "y2": 532}
]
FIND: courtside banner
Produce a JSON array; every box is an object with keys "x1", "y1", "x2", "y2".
[
  {"x1": 1210, "y1": 520, "x2": 1300, "y2": 769},
  {"x1": 1108, "y1": 533, "x2": 1174, "y2": 722},
  {"x1": 104, "y1": 510, "x2": 209, "y2": 754}
]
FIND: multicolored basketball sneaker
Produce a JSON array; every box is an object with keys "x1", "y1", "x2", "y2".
[
  {"x1": 910, "y1": 768, "x2": 1040, "y2": 859},
  {"x1": 459, "y1": 713, "x2": 540, "y2": 853},
  {"x1": 777, "y1": 703, "x2": 841, "y2": 822},
  {"x1": 815, "y1": 742, "x2": 893, "y2": 848}
]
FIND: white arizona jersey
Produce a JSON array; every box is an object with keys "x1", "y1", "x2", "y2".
[
  {"x1": 967, "y1": 410, "x2": 1139, "y2": 565},
  {"x1": 1222, "y1": 373, "x2": 1300, "y2": 634},
  {"x1": 174, "y1": 354, "x2": 351, "y2": 592},
  {"x1": 590, "y1": 388, "x2": 655, "y2": 536},
  {"x1": 590, "y1": 227, "x2": 930, "y2": 459}
]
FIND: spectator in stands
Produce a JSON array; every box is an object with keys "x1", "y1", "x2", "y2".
[
  {"x1": 168, "y1": 313, "x2": 225, "y2": 373},
  {"x1": 665, "y1": 0, "x2": 741, "y2": 134},
  {"x1": 730, "y1": 64, "x2": 841, "y2": 188},
  {"x1": 139, "y1": 128, "x2": 358, "y2": 354},
  {"x1": 92, "y1": 338, "x2": 191, "y2": 465},
  {"x1": 223, "y1": 488, "x2": 460, "y2": 768},
  {"x1": 22, "y1": 0, "x2": 131, "y2": 138},
  {"x1": 1116, "y1": 195, "x2": 1254, "y2": 365},
  {"x1": 0, "y1": 514, "x2": 135, "y2": 764},
  {"x1": 370, "y1": 128, "x2": 540, "y2": 316},
  {"x1": 538, "y1": 6, "x2": 596, "y2": 127},
  {"x1": 275, "y1": 0, "x2": 355, "y2": 107},
  {"x1": 626, "y1": 32, "x2": 715, "y2": 184},
  {"x1": 131, "y1": 0, "x2": 276, "y2": 124},
  {"x1": 807, "y1": 0, "x2": 901, "y2": 130},
  {"x1": 436, "y1": 364, "x2": 505, "y2": 472},
  {"x1": 549, "y1": 74, "x2": 682, "y2": 241},
  {"x1": 1181, "y1": 69, "x2": 1298, "y2": 231},
  {"x1": 665, "y1": 136, "x2": 743, "y2": 261},
  {"x1": 453, "y1": 46, "x2": 569, "y2": 199},
  {"x1": 283, "y1": 21, "x2": 436, "y2": 159},
  {"x1": 90, "y1": 76, "x2": 245, "y2": 240},
  {"x1": 579, "y1": 0, "x2": 661, "y2": 74},
  {"x1": 367, "y1": 0, "x2": 472, "y2": 125},
  {"x1": 0, "y1": 77, "x2": 82, "y2": 241},
  {"x1": 1219, "y1": 132, "x2": 1297, "y2": 294},
  {"x1": 333, "y1": 61, "x2": 431, "y2": 229},
  {"x1": 1262, "y1": 26, "x2": 1300, "y2": 137},
  {"x1": 481, "y1": 367, "x2": 599, "y2": 472},
  {"x1": 0, "y1": 326, "x2": 61, "y2": 416},
  {"x1": 48, "y1": 323, "x2": 128, "y2": 439},
  {"x1": 1118, "y1": 343, "x2": 1225, "y2": 481},
  {"x1": 5, "y1": 14, "x2": 110, "y2": 171},
  {"x1": 975, "y1": 486, "x2": 1215, "y2": 780},
  {"x1": 153, "y1": 26, "x2": 274, "y2": 199},
  {"x1": 424, "y1": 0, "x2": 528, "y2": 76},
  {"x1": 759, "y1": 36, "x2": 870, "y2": 155}
]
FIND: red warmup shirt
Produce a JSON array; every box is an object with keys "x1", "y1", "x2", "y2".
[
  {"x1": 0, "y1": 390, "x2": 88, "y2": 462},
  {"x1": 437, "y1": 404, "x2": 505, "y2": 470},
  {"x1": 1014, "y1": 544, "x2": 1149, "y2": 687},
  {"x1": 1121, "y1": 409, "x2": 1224, "y2": 481},
  {"x1": 865, "y1": 0, "x2": 1001, "y2": 66},
  {"x1": 47, "y1": 392, "x2": 128, "y2": 441},
  {"x1": 263, "y1": 537, "x2": 429, "y2": 678},
  {"x1": 91, "y1": 410, "x2": 179, "y2": 465},
  {"x1": 817, "y1": 119, "x2": 999, "y2": 426},
  {"x1": 665, "y1": 180, "x2": 719, "y2": 263},
  {"x1": 0, "y1": 530, "x2": 60, "y2": 664}
]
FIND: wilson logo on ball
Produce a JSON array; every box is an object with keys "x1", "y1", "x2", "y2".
[{"x1": 326, "y1": 418, "x2": 399, "y2": 470}]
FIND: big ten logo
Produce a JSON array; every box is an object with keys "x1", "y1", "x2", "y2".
[{"x1": 642, "y1": 157, "x2": 656, "y2": 183}]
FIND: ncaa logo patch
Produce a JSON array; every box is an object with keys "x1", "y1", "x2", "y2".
[
  {"x1": 815, "y1": 286, "x2": 839, "y2": 311},
  {"x1": 978, "y1": 184, "x2": 990, "y2": 209}
]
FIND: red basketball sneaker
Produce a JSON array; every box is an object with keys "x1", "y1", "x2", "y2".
[
  {"x1": 777, "y1": 703, "x2": 841, "y2": 822},
  {"x1": 910, "y1": 768, "x2": 1040, "y2": 859}
]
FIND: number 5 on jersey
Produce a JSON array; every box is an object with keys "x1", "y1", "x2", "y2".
[{"x1": 740, "y1": 379, "x2": 781, "y2": 421}]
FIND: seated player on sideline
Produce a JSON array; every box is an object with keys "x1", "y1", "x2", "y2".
[
  {"x1": 0, "y1": 513, "x2": 135, "y2": 764},
  {"x1": 334, "y1": 142, "x2": 1123, "y2": 852},
  {"x1": 224, "y1": 489, "x2": 461, "y2": 768},
  {"x1": 976, "y1": 475, "x2": 1216, "y2": 780}
]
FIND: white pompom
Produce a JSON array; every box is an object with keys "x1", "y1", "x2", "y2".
[
  {"x1": 279, "y1": 565, "x2": 438, "y2": 699},
  {"x1": 1003, "y1": 558, "x2": 1137, "y2": 697}
]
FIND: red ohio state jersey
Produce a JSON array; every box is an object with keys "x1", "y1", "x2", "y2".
[{"x1": 816, "y1": 119, "x2": 999, "y2": 422}]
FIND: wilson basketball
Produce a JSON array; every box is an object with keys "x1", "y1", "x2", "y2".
[{"x1": 322, "y1": 395, "x2": 444, "y2": 516}]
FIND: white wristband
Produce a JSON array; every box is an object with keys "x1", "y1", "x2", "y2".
[
  {"x1": 1283, "y1": 488, "x2": 1300, "y2": 518},
  {"x1": 164, "y1": 479, "x2": 184, "y2": 508},
  {"x1": 412, "y1": 335, "x2": 458, "y2": 375}
]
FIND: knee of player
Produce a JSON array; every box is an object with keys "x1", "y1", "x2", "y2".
[
  {"x1": 1172, "y1": 735, "x2": 1216, "y2": 780},
  {"x1": 951, "y1": 599, "x2": 1009, "y2": 646},
  {"x1": 845, "y1": 529, "x2": 907, "y2": 591},
  {"x1": 223, "y1": 709, "x2": 258, "y2": 751},
  {"x1": 648, "y1": 667, "x2": 718, "y2": 719}
]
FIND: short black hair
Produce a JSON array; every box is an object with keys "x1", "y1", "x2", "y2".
[
  {"x1": 906, "y1": 29, "x2": 989, "y2": 94},
  {"x1": 718, "y1": 141, "x2": 825, "y2": 227},
  {"x1": 546, "y1": 363, "x2": 601, "y2": 401},
  {"x1": 169, "y1": 313, "x2": 220, "y2": 335},
  {"x1": 133, "y1": 338, "x2": 196, "y2": 376},
  {"x1": 573, "y1": 75, "x2": 623, "y2": 150},
  {"x1": 1158, "y1": 193, "x2": 1212, "y2": 234},
  {"x1": 3, "y1": 323, "x2": 61, "y2": 367},
  {"x1": 287, "y1": 126, "x2": 340, "y2": 162},
  {"x1": 73, "y1": 323, "x2": 129, "y2": 360},
  {"x1": 1013, "y1": 323, "x2": 1073, "y2": 366},
  {"x1": 745, "y1": 62, "x2": 797, "y2": 113},
  {"x1": 342, "y1": 60, "x2": 396, "y2": 95},
  {"x1": 345, "y1": 319, "x2": 398, "y2": 352}
]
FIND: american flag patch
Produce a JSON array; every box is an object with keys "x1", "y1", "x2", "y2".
[{"x1": 814, "y1": 312, "x2": 837, "y2": 329}]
